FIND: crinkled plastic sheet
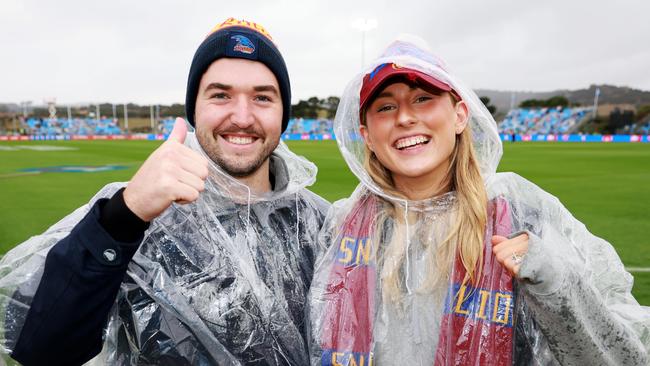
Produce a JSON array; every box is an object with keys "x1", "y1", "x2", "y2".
[
  {"x1": 0, "y1": 131, "x2": 329, "y2": 365},
  {"x1": 308, "y1": 37, "x2": 650, "y2": 365}
]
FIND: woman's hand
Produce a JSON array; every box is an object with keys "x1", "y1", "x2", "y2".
[{"x1": 492, "y1": 233, "x2": 529, "y2": 277}]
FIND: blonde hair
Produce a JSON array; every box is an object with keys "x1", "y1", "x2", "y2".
[{"x1": 362, "y1": 93, "x2": 487, "y2": 303}]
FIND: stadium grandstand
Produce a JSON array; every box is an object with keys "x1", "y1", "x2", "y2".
[
  {"x1": 3, "y1": 111, "x2": 648, "y2": 143},
  {"x1": 641, "y1": 122, "x2": 650, "y2": 134},
  {"x1": 24, "y1": 117, "x2": 122, "y2": 136},
  {"x1": 5, "y1": 117, "x2": 334, "y2": 137},
  {"x1": 159, "y1": 118, "x2": 175, "y2": 135},
  {"x1": 286, "y1": 118, "x2": 334, "y2": 135},
  {"x1": 158, "y1": 117, "x2": 334, "y2": 136},
  {"x1": 498, "y1": 106, "x2": 592, "y2": 134},
  {"x1": 621, "y1": 121, "x2": 650, "y2": 135}
]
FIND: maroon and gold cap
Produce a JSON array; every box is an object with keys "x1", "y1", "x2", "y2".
[{"x1": 359, "y1": 63, "x2": 460, "y2": 111}]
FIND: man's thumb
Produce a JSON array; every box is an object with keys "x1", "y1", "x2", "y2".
[{"x1": 168, "y1": 117, "x2": 188, "y2": 143}]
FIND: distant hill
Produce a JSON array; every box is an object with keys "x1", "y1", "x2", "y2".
[{"x1": 476, "y1": 84, "x2": 650, "y2": 114}]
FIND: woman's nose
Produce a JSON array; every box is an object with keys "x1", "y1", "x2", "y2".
[{"x1": 396, "y1": 106, "x2": 417, "y2": 127}]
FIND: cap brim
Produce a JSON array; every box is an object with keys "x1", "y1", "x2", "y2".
[{"x1": 359, "y1": 64, "x2": 458, "y2": 111}]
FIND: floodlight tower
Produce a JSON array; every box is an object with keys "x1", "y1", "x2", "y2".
[
  {"x1": 351, "y1": 18, "x2": 378, "y2": 68},
  {"x1": 123, "y1": 103, "x2": 129, "y2": 132},
  {"x1": 20, "y1": 101, "x2": 32, "y2": 118},
  {"x1": 593, "y1": 87, "x2": 600, "y2": 121},
  {"x1": 44, "y1": 97, "x2": 57, "y2": 119},
  {"x1": 150, "y1": 105, "x2": 155, "y2": 132}
]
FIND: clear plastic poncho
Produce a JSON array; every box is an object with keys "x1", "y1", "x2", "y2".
[
  {"x1": 0, "y1": 130, "x2": 329, "y2": 365},
  {"x1": 308, "y1": 37, "x2": 650, "y2": 365}
]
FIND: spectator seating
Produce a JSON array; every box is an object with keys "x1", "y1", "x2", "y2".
[
  {"x1": 25, "y1": 117, "x2": 122, "y2": 135},
  {"x1": 621, "y1": 121, "x2": 650, "y2": 135},
  {"x1": 498, "y1": 107, "x2": 592, "y2": 134},
  {"x1": 286, "y1": 118, "x2": 334, "y2": 135},
  {"x1": 21, "y1": 117, "x2": 337, "y2": 136},
  {"x1": 159, "y1": 118, "x2": 176, "y2": 135}
]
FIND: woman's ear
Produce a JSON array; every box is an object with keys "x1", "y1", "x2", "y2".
[
  {"x1": 454, "y1": 100, "x2": 469, "y2": 135},
  {"x1": 359, "y1": 124, "x2": 374, "y2": 152}
]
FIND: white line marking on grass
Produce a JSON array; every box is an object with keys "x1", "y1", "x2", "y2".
[
  {"x1": 0, "y1": 145, "x2": 78, "y2": 151},
  {"x1": 16, "y1": 145, "x2": 78, "y2": 151},
  {"x1": 626, "y1": 267, "x2": 650, "y2": 273},
  {"x1": 0, "y1": 171, "x2": 41, "y2": 179}
]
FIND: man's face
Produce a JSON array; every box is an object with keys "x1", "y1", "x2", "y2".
[{"x1": 194, "y1": 58, "x2": 282, "y2": 177}]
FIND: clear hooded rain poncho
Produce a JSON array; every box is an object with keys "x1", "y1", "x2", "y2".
[
  {"x1": 0, "y1": 130, "x2": 329, "y2": 365},
  {"x1": 308, "y1": 37, "x2": 650, "y2": 365}
]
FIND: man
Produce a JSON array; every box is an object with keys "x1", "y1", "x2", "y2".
[{"x1": 1, "y1": 18, "x2": 328, "y2": 365}]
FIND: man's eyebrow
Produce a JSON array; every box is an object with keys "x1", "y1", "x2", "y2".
[
  {"x1": 204, "y1": 82, "x2": 232, "y2": 92},
  {"x1": 253, "y1": 85, "x2": 279, "y2": 95}
]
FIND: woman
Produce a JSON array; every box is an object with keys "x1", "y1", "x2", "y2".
[{"x1": 308, "y1": 37, "x2": 649, "y2": 365}]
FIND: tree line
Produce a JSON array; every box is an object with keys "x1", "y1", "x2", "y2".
[
  {"x1": 18, "y1": 99, "x2": 342, "y2": 120},
  {"x1": 518, "y1": 96, "x2": 571, "y2": 108}
]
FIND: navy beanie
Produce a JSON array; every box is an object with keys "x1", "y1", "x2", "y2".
[{"x1": 185, "y1": 19, "x2": 291, "y2": 132}]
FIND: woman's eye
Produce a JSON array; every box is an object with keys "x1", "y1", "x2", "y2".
[
  {"x1": 414, "y1": 95, "x2": 432, "y2": 103},
  {"x1": 377, "y1": 104, "x2": 395, "y2": 113}
]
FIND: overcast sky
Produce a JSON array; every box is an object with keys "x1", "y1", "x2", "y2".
[{"x1": 1, "y1": 0, "x2": 649, "y2": 106}]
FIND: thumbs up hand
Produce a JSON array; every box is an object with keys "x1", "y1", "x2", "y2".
[
  {"x1": 123, "y1": 118, "x2": 210, "y2": 222},
  {"x1": 167, "y1": 116, "x2": 189, "y2": 144}
]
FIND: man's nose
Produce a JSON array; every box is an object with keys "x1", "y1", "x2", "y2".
[{"x1": 230, "y1": 96, "x2": 255, "y2": 128}]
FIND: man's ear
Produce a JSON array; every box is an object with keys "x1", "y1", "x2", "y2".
[
  {"x1": 359, "y1": 124, "x2": 374, "y2": 152},
  {"x1": 454, "y1": 100, "x2": 469, "y2": 134}
]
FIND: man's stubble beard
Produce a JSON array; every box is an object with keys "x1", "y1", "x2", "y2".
[{"x1": 196, "y1": 128, "x2": 279, "y2": 178}]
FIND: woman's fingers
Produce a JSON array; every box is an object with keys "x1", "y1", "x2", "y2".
[{"x1": 491, "y1": 233, "x2": 529, "y2": 276}]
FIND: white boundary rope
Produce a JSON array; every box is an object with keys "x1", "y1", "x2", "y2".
[{"x1": 626, "y1": 267, "x2": 650, "y2": 273}]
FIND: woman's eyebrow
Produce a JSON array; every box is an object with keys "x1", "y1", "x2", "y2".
[{"x1": 375, "y1": 91, "x2": 393, "y2": 99}]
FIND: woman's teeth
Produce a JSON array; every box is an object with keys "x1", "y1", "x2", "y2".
[{"x1": 395, "y1": 135, "x2": 430, "y2": 150}]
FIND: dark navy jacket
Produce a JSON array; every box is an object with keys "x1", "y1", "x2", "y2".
[
  {"x1": 9, "y1": 178, "x2": 327, "y2": 365},
  {"x1": 10, "y1": 192, "x2": 144, "y2": 365}
]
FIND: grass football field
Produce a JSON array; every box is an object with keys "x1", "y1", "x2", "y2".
[{"x1": 0, "y1": 139, "x2": 649, "y2": 304}]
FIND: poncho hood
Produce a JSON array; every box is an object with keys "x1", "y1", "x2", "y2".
[{"x1": 335, "y1": 36, "x2": 502, "y2": 205}]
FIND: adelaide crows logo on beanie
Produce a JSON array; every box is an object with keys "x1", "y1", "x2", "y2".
[{"x1": 230, "y1": 35, "x2": 256, "y2": 55}]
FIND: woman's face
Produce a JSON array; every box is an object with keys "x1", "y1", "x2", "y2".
[{"x1": 360, "y1": 81, "x2": 468, "y2": 197}]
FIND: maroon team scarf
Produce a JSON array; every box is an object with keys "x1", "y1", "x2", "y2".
[{"x1": 319, "y1": 194, "x2": 514, "y2": 366}]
